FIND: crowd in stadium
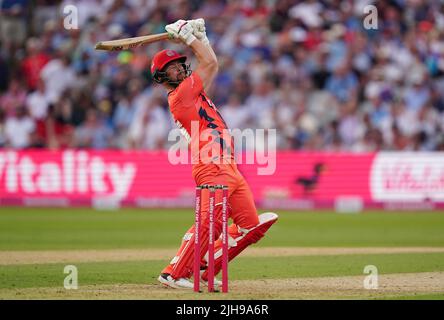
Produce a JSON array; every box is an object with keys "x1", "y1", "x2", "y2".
[{"x1": 1, "y1": 0, "x2": 444, "y2": 152}]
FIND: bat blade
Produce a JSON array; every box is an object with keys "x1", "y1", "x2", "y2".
[{"x1": 94, "y1": 32, "x2": 170, "y2": 51}]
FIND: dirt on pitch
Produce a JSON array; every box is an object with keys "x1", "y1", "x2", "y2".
[
  {"x1": 1, "y1": 271, "x2": 443, "y2": 299},
  {"x1": 2, "y1": 247, "x2": 444, "y2": 265}
]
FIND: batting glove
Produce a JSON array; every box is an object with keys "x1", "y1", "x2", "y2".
[
  {"x1": 189, "y1": 18, "x2": 210, "y2": 46},
  {"x1": 165, "y1": 20, "x2": 196, "y2": 46}
]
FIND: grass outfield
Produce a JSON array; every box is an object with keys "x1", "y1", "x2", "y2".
[
  {"x1": 1, "y1": 208, "x2": 444, "y2": 250},
  {"x1": 0, "y1": 207, "x2": 443, "y2": 299}
]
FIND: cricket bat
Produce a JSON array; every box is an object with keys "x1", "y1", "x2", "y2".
[{"x1": 94, "y1": 32, "x2": 170, "y2": 51}]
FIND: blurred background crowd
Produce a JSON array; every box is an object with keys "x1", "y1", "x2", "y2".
[{"x1": 1, "y1": 0, "x2": 444, "y2": 152}]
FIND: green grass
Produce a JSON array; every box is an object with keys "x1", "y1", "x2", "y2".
[
  {"x1": 1, "y1": 252, "x2": 443, "y2": 289},
  {"x1": 0, "y1": 208, "x2": 443, "y2": 250},
  {"x1": 383, "y1": 293, "x2": 444, "y2": 300},
  {"x1": 1, "y1": 207, "x2": 443, "y2": 299}
]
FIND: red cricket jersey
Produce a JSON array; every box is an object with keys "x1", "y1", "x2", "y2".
[{"x1": 167, "y1": 72, "x2": 235, "y2": 174}]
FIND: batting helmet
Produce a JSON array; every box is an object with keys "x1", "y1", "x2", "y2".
[{"x1": 151, "y1": 49, "x2": 188, "y2": 84}]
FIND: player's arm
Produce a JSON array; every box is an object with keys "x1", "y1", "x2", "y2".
[
  {"x1": 165, "y1": 19, "x2": 218, "y2": 91},
  {"x1": 189, "y1": 39, "x2": 218, "y2": 91}
]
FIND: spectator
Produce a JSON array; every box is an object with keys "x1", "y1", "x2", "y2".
[
  {"x1": 0, "y1": 52, "x2": 9, "y2": 92},
  {"x1": 40, "y1": 49, "x2": 78, "y2": 104},
  {"x1": 337, "y1": 100, "x2": 366, "y2": 149},
  {"x1": 26, "y1": 79, "x2": 50, "y2": 120},
  {"x1": 45, "y1": 102, "x2": 75, "y2": 149},
  {"x1": 73, "y1": 109, "x2": 113, "y2": 149},
  {"x1": 245, "y1": 79, "x2": 276, "y2": 126},
  {"x1": 430, "y1": 86, "x2": 444, "y2": 113},
  {"x1": 141, "y1": 8, "x2": 167, "y2": 35},
  {"x1": 4, "y1": 106, "x2": 36, "y2": 149},
  {"x1": 112, "y1": 79, "x2": 142, "y2": 148},
  {"x1": 20, "y1": 38, "x2": 51, "y2": 91},
  {"x1": 0, "y1": 78, "x2": 27, "y2": 117},
  {"x1": 325, "y1": 62, "x2": 359, "y2": 103},
  {"x1": 403, "y1": 74, "x2": 431, "y2": 113},
  {"x1": 0, "y1": 0, "x2": 27, "y2": 50},
  {"x1": 220, "y1": 94, "x2": 250, "y2": 130},
  {"x1": 0, "y1": 109, "x2": 6, "y2": 147},
  {"x1": 128, "y1": 95, "x2": 170, "y2": 149}
]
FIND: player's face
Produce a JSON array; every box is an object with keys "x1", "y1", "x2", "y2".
[{"x1": 165, "y1": 61, "x2": 186, "y2": 83}]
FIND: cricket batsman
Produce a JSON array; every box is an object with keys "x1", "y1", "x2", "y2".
[{"x1": 152, "y1": 18, "x2": 278, "y2": 289}]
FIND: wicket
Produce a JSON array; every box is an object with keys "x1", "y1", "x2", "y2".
[{"x1": 194, "y1": 184, "x2": 229, "y2": 293}]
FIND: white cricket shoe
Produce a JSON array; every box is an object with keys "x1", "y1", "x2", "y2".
[{"x1": 158, "y1": 273, "x2": 194, "y2": 289}]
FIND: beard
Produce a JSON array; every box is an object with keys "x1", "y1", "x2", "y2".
[{"x1": 167, "y1": 69, "x2": 187, "y2": 87}]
